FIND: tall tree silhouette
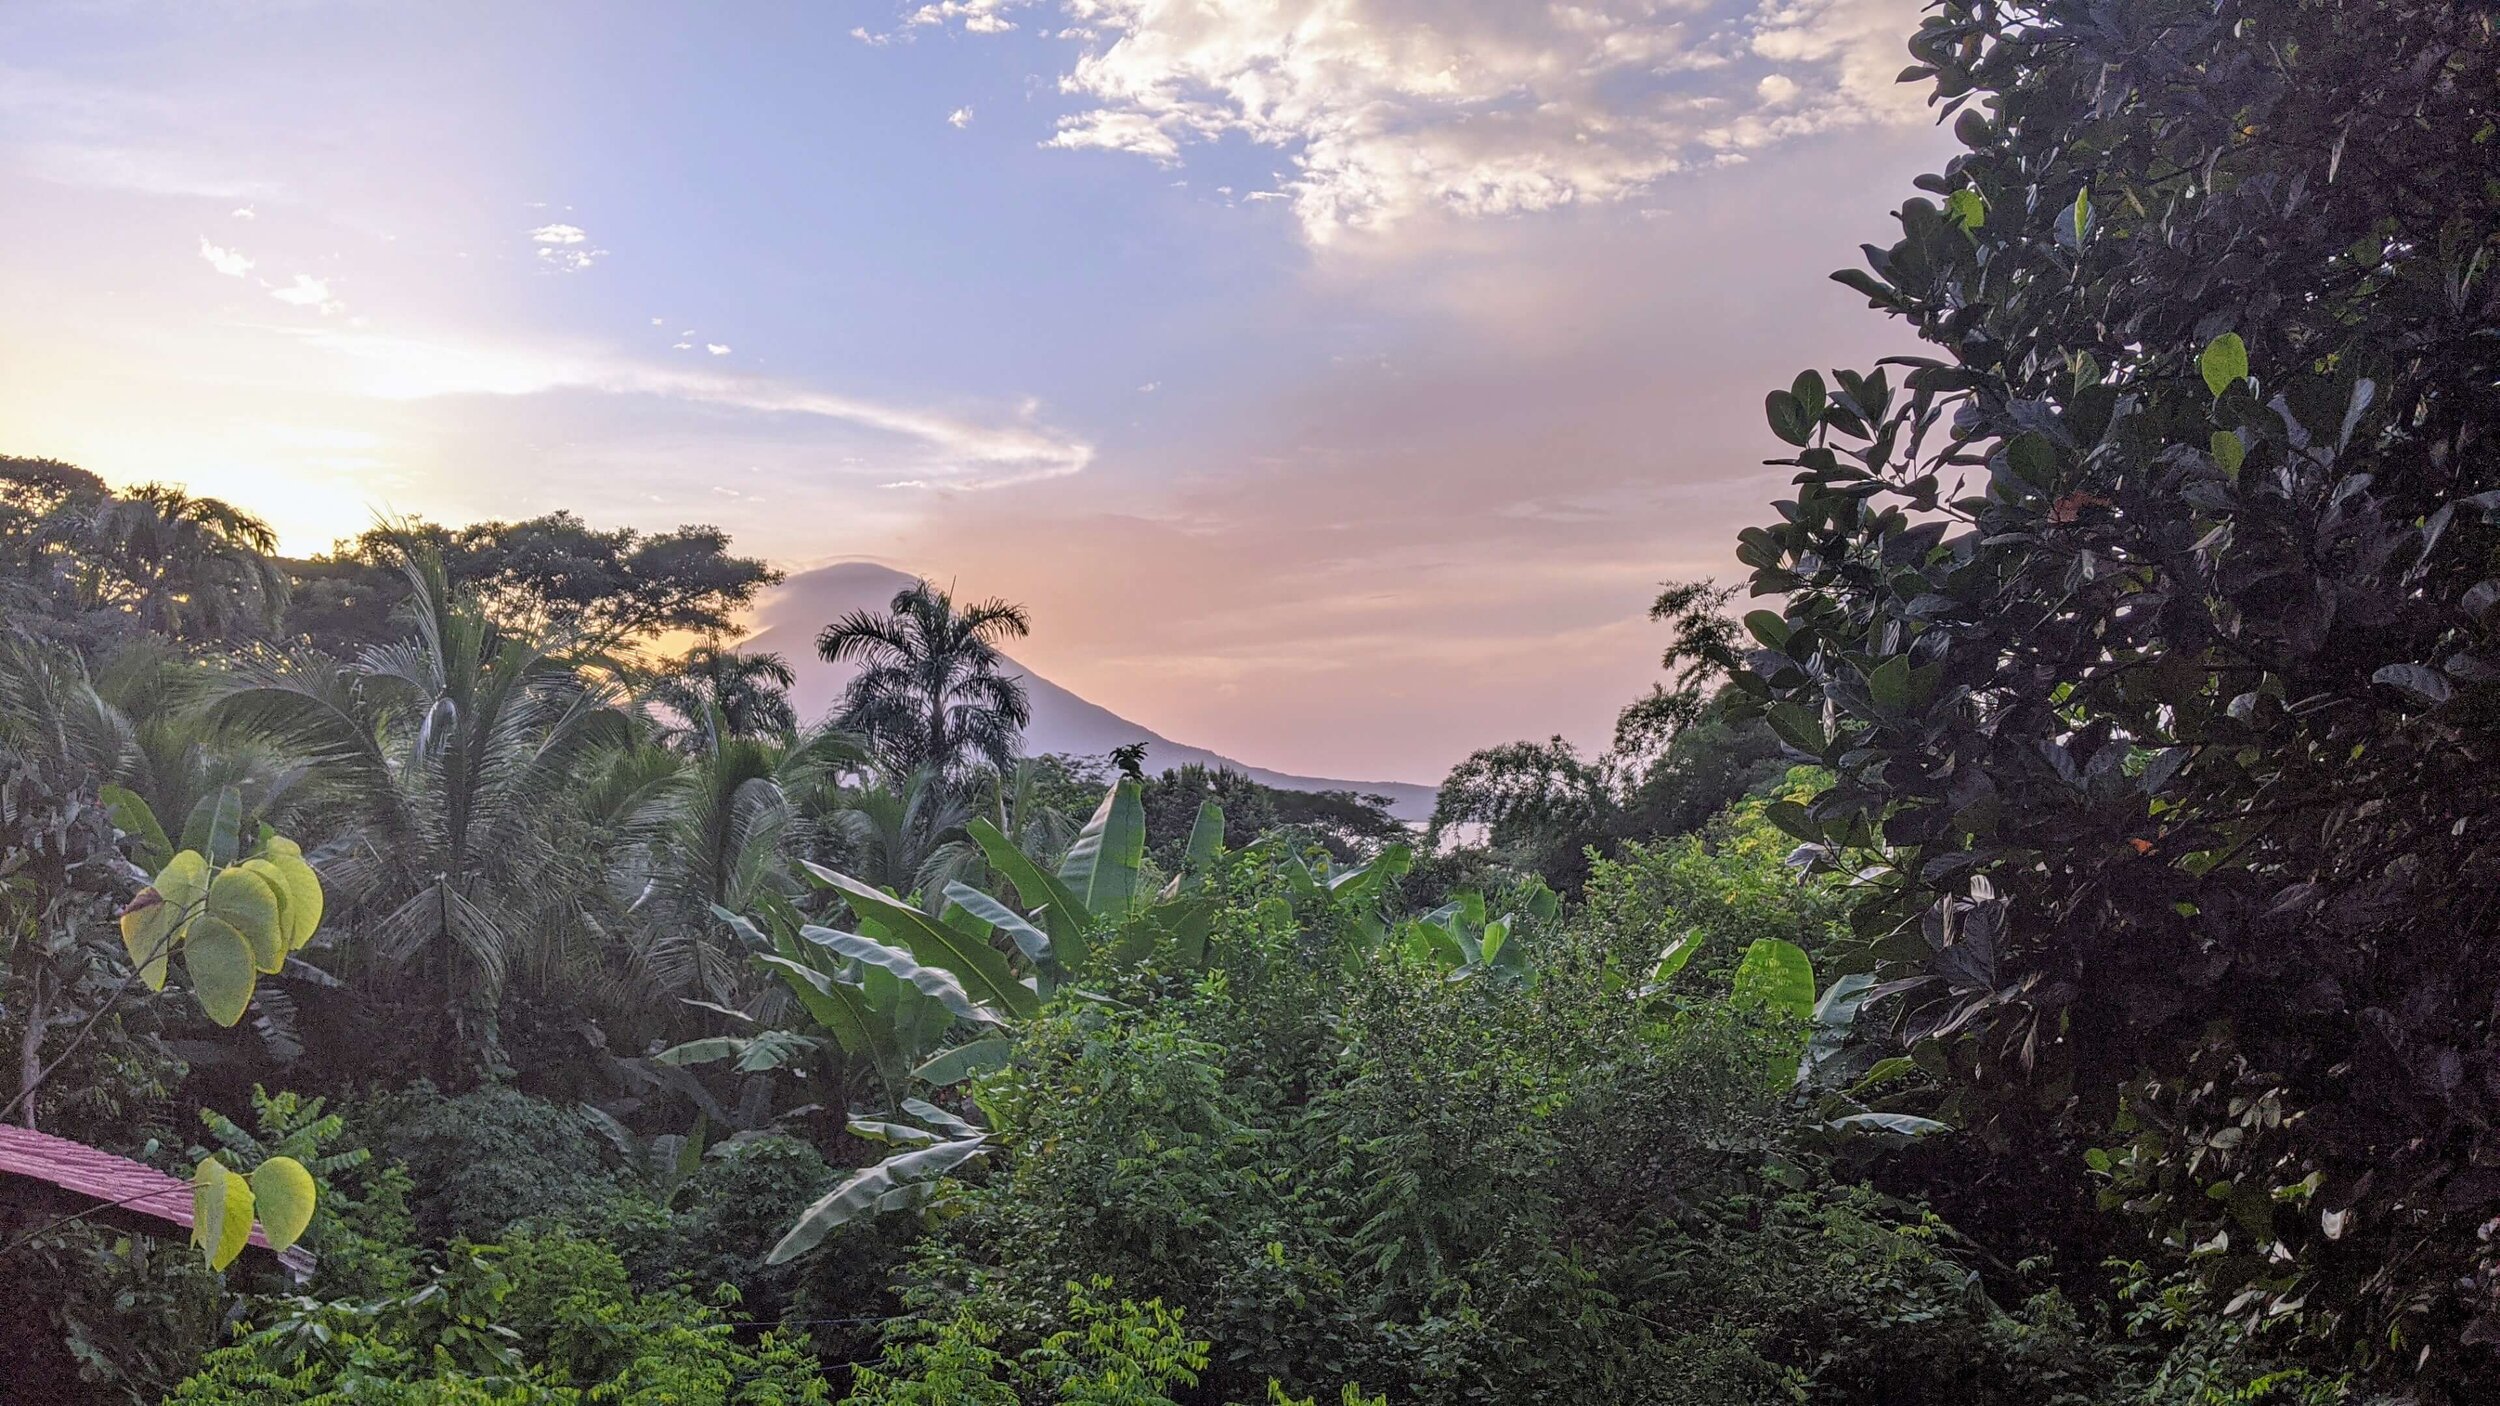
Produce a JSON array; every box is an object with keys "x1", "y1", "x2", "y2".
[{"x1": 815, "y1": 579, "x2": 1030, "y2": 778}]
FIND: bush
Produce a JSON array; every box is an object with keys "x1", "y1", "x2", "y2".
[
  {"x1": 164, "y1": 1230, "x2": 831, "y2": 1405},
  {"x1": 1577, "y1": 770, "x2": 1844, "y2": 988},
  {"x1": 890, "y1": 880, "x2": 2104, "y2": 1405},
  {"x1": 363, "y1": 1084, "x2": 621, "y2": 1243}
]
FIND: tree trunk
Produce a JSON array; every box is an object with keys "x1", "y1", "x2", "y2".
[{"x1": 17, "y1": 967, "x2": 46, "y2": 1130}]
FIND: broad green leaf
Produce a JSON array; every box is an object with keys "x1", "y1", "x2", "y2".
[
  {"x1": 804, "y1": 864, "x2": 1037, "y2": 1019},
  {"x1": 248, "y1": 1156, "x2": 317, "y2": 1253},
  {"x1": 1650, "y1": 932, "x2": 1702, "y2": 985},
  {"x1": 207, "y1": 865, "x2": 287, "y2": 974},
  {"x1": 847, "y1": 1118, "x2": 944, "y2": 1148},
  {"x1": 183, "y1": 915, "x2": 259, "y2": 1026},
  {"x1": 1946, "y1": 187, "x2": 1985, "y2": 230},
  {"x1": 1764, "y1": 701, "x2": 1828, "y2": 758},
  {"x1": 191, "y1": 1157, "x2": 254, "y2": 1270},
  {"x1": 1058, "y1": 777, "x2": 1146, "y2": 919},
  {"x1": 1799, "y1": 972, "x2": 1878, "y2": 1086},
  {"x1": 1764, "y1": 388, "x2": 1813, "y2": 446},
  {"x1": 2200, "y1": 332, "x2": 2248, "y2": 398},
  {"x1": 1183, "y1": 800, "x2": 1225, "y2": 880},
  {"x1": 101, "y1": 786, "x2": 172, "y2": 871},
  {"x1": 1730, "y1": 938, "x2": 1816, "y2": 1021},
  {"x1": 656, "y1": 1036, "x2": 744, "y2": 1066},
  {"x1": 2210, "y1": 430, "x2": 2245, "y2": 480},
  {"x1": 1827, "y1": 1112, "x2": 1951, "y2": 1140},
  {"x1": 768, "y1": 1137, "x2": 986, "y2": 1263},
  {"x1": 121, "y1": 850, "x2": 209, "y2": 991},
  {"x1": 1867, "y1": 656, "x2": 1912, "y2": 713},
  {"x1": 914, "y1": 1037, "x2": 1013, "y2": 1086},
  {"x1": 968, "y1": 818, "x2": 1092, "y2": 971},
  {"x1": 1851, "y1": 1056, "x2": 1920, "y2": 1094},
  {"x1": 258, "y1": 837, "x2": 324, "y2": 949},
  {"x1": 755, "y1": 953, "x2": 881, "y2": 1060},
  {"x1": 2069, "y1": 186, "x2": 2091, "y2": 244},
  {"x1": 181, "y1": 787, "x2": 244, "y2": 867},
  {"x1": 799, "y1": 924, "x2": 1002, "y2": 1026},
  {"x1": 942, "y1": 883, "x2": 1052, "y2": 965}
]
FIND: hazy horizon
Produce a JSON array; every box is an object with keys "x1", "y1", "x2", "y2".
[{"x1": 1, "y1": 0, "x2": 1951, "y2": 783}]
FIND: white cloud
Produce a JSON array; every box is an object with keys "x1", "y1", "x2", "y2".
[
  {"x1": 974, "y1": 0, "x2": 1927, "y2": 243},
  {"x1": 268, "y1": 273, "x2": 341, "y2": 314},
  {"x1": 706, "y1": 343, "x2": 732, "y2": 356},
  {"x1": 231, "y1": 205, "x2": 256, "y2": 220},
  {"x1": 286, "y1": 327, "x2": 1096, "y2": 489},
  {"x1": 198, "y1": 237, "x2": 253, "y2": 278},
  {"x1": 673, "y1": 342, "x2": 695, "y2": 350},
  {"x1": 949, "y1": 106, "x2": 976, "y2": 128},
  {"x1": 527, "y1": 223, "x2": 605, "y2": 271},
  {"x1": 909, "y1": 1, "x2": 1018, "y2": 34}
]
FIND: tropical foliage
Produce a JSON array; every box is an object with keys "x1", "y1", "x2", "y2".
[{"x1": 2, "y1": 1, "x2": 2486, "y2": 1401}]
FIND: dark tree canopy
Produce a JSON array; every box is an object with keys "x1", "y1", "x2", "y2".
[
  {"x1": 817, "y1": 579, "x2": 1032, "y2": 778},
  {"x1": 1730, "y1": 0, "x2": 2500, "y2": 1386},
  {"x1": 288, "y1": 512, "x2": 779, "y2": 652},
  {"x1": 0, "y1": 459, "x2": 285, "y2": 647}
]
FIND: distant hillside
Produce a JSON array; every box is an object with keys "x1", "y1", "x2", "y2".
[{"x1": 738, "y1": 561, "x2": 1439, "y2": 821}]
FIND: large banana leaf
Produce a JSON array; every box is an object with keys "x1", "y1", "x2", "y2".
[
  {"x1": 1730, "y1": 938, "x2": 1816, "y2": 1020},
  {"x1": 941, "y1": 882, "x2": 1052, "y2": 965},
  {"x1": 967, "y1": 818, "x2": 1093, "y2": 971},
  {"x1": 767, "y1": 1136, "x2": 985, "y2": 1263},
  {"x1": 799, "y1": 924, "x2": 1003, "y2": 1026},
  {"x1": 1057, "y1": 777, "x2": 1145, "y2": 919},
  {"x1": 802, "y1": 862, "x2": 1038, "y2": 1019}
]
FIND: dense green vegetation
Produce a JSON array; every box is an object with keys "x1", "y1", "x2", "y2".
[{"x1": 3, "y1": 1, "x2": 2493, "y2": 1401}]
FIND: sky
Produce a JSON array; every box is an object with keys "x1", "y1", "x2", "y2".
[{"x1": 0, "y1": 0, "x2": 1952, "y2": 785}]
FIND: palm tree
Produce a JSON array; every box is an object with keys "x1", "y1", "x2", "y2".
[
  {"x1": 78, "y1": 484, "x2": 288, "y2": 639},
  {"x1": 802, "y1": 764, "x2": 974, "y2": 903},
  {"x1": 599, "y1": 710, "x2": 865, "y2": 1004},
  {"x1": 645, "y1": 644, "x2": 798, "y2": 744},
  {"x1": 209, "y1": 545, "x2": 624, "y2": 1078},
  {"x1": 816, "y1": 580, "x2": 1031, "y2": 778}
]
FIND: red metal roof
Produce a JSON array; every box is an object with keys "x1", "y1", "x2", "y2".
[{"x1": 0, "y1": 1123, "x2": 315, "y2": 1277}]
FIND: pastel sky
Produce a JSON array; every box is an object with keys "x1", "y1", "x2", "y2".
[{"x1": 1, "y1": 0, "x2": 1951, "y2": 784}]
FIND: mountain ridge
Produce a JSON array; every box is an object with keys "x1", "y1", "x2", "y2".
[{"x1": 738, "y1": 561, "x2": 1438, "y2": 821}]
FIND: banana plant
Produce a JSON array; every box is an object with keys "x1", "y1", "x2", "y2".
[
  {"x1": 1393, "y1": 879, "x2": 1559, "y2": 981},
  {"x1": 726, "y1": 774, "x2": 1245, "y2": 1262}
]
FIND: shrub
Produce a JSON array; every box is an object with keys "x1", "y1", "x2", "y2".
[
  {"x1": 164, "y1": 1230, "x2": 832, "y2": 1405},
  {"x1": 363, "y1": 1083, "x2": 621, "y2": 1243},
  {"x1": 891, "y1": 881, "x2": 2104, "y2": 1405}
]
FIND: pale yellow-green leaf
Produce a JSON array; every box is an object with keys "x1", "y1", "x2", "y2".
[
  {"x1": 248, "y1": 1156, "x2": 317, "y2": 1252},
  {"x1": 260, "y1": 837, "x2": 323, "y2": 949},
  {"x1": 239, "y1": 860, "x2": 300, "y2": 970},
  {"x1": 120, "y1": 850, "x2": 209, "y2": 991},
  {"x1": 206, "y1": 866, "x2": 286, "y2": 974},
  {"x1": 192, "y1": 1157, "x2": 254, "y2": 1271},
  {"x1": 183, "y1": 916, "x2": 258, "y2": 1026}
]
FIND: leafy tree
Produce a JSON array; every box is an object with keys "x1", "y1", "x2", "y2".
[
  {"x1": 1425, "y1": 736, "x2": 1611, "y2": 888},
  {"x1": 818, "y1": 580, "x2": 1032, "y2": 778},
  {"x1": 1727, "y1": 0, "x2": 2500, "y2": 1386},
  {"x1": 287, "y1": 513, "x2": 779, "y2": 653}
]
